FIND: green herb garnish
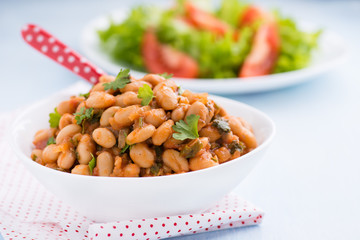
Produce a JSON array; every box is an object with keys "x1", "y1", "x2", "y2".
[
  {"x1": 154, "y1": 146, "x2": 163, "y2": 162},
  {"x1": 150, "y1": 162, "x2": 162, "y2": 176},
  {"x1": 90, "y1": 110, "x2": 103, "y2": 124},
  {"x1": 73, "y1": 107, "x2": 94, "y2": 133},
  {"x1": 79, "y1": 92, "x2": 90, "y2": 98},
  {"x1": 46, "y1": 137, "x2": 56, "y2": 146},
  {"x1": 172, "y1": 114, "x2": 200, "y2": 141},
  {"x1": 180, "y1": 139, "x2": 203, "y2": 158},
  {"x1": 178, "y1": 85, "x2": 184, "y2": 95},
  {"x1": 74, "y1": 107, "x2": 94, "y2": 124},
  {"x1": 137, "y1": 84, "x2": 154, "y2": 106},
  {"x1": 121, "y1": 144, "x2": 130, "y2": 153},
  {"x1": 212, "y1": 118, "x2": 231, "y2": 133},
  {"x1": 88, "y1": 153, "x2": 96, "y2": 175},
  {"x1": 139, "y1": 117, "x2": 144, "y2": 128},
  {"x1": 103, "y1": 69, "x2": 131, "y2": 91},
  {"x1": 229, "y1": 140, "x2": 246, "y2": 154},
  {"x1": 158, "y1": 72, "x2": 173, "y2": 79},
  {"x1": 49, "y1": 108, "x2": 61, "y2": 128}
]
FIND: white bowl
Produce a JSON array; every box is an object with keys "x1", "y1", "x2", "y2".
[
  {"x1": 10, "y1": 82, "x2": 275, "y2": 222},
  {"x1": 80, "y1": 9, "x2": 347, "y2": 94}
]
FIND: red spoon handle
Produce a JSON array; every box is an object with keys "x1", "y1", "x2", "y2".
[{"x1": 21, "y1": 24, "x2": 104, "y2": 85}]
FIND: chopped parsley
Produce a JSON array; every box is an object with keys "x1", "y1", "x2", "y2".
[
  {"x1": 46, "y1": 137, "x2": 56, "y2": 146},
  {"x1": 154, "y1": 146, "x2": 163, "y2": 162},
  {"x1": 88, "y1": 153, "x2": 96, "y2": 175},
  {"x1": 158, "y1": 72, "x2": 173, "y2": 79},
  {"x1": 180, "y1": 139, "x2": 203, "y2": 158},
  {"x1": 172, "y1": 114, "x2": 200, "y2": 141},
  {"x1": 150, "y1": 162, "x2": 162, "y2": 176},
  {"x1": 73, "y1": 107, "x2": 94, "y2": 133},
  {"x1": 90, "y1": 110, "x2": 103, "y2": 124},
  {"x1": 229, "y1": 141, "x2": 246, "y2": 154},
  {"x1": 139, "y1": 117, "x2": 144, "y2": 128},
  {"x1": 137, "y1": 84, "x2": 153, "y2": 106},
  {"x1": 103, "y1": 68, "x2": 131, "y2": 91},
  {"x1": 49, "y1": 108, "x2": 61, "y2": 128},
  {"x1": 121, "y1": 132, "x2": 131, "y2": 153},
  {"x1": 178, "y1": 85, "x2": 184, "y2": 95},
  {"x1": 79, "y1": 92, "x2": 90, "y2": 98},
  {"x1": 121, "y1": 143, "x2": 130, "y2": 153},
  {"x1": 212, "y1": 118, "x2": 231, "y2": 133}
]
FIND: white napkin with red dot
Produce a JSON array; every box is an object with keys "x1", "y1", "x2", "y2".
[{"x1": 0, "y1": 111, "x2": 264, "y2": 240}]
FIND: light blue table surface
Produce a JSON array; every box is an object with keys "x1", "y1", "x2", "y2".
[{"x1": 1, "y1": 0, "x2": 360, "y2": 239}]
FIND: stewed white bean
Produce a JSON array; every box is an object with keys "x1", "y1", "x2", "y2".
[
  {"x1": 56, "y1": 124, "x2": 81, "y2": 144},
  {"x1": 155, "y1": 85, "x2": 178, "y2": 110},
  {"x1": 42, "y1": 144, "x2": 60, "y2": 164},
  {"x1": 86, "y1": 91, "x2": 116, "y2": 108},
  {"x1": 77, "y1": 134, "x2": 95, "y2": 164},
  {"x1": 129, "y1": 143, "x2": 155, "y2": 168},
  {"x1": 162, "y1": 149, "x2": 189, "y2": 173},
  {"x1": 152, "y1": 120, "x2": 174, "y2": 146},
  {"x1": 100, "y1": 106, "x2": 120, "y2": 127},
  {"x1": 92, "y1": 128, "x2": 116, "y2": 148},
  {"x1": 144, "y1": 108, "x2": 167, "y2": 127},
  {"x1": 126, "y1": 124, "x2": 156, "y2": 145},
  {"x1": 71, "y1": 165, "x2": 90, "y2": 175},
  {"x1": 57, "y1": 150, "x2": 76, "y2": 170},
  {"x1": 59, "y1": 113, "x2": 75, "y2": 130},
  {"x1": 97, "y1": 151, "x2": 114, "y2": 176}
]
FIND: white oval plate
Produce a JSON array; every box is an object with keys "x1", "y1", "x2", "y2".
[{"x1": 80, "y1": 9, "x2": 347, "y2": 94}]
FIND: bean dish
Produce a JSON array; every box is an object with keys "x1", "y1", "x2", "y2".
[{"x1": 30, "y1": 70, "x2": 257, "y2": 177}]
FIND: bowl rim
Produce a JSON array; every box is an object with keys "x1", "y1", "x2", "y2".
[{"x1": 10, "y1": 93, "x2": 276, "y2": 182}]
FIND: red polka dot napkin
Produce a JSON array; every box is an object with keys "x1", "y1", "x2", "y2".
[{"x1": 0, "y1": 111, "x2": 264, "y2": 240}]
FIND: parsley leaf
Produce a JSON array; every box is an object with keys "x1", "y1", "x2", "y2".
[
  {"x1": 121, "y1": 143, "x2": 130, "y2": 153},
  {"x1": 137, "y1": 84, "x2": 153, "y2": 106},
  {"x1": 73, "y1": 107, "x2": 94, "y2": 133},
  {"x1": 46, "y1": 137, "x2": 56, "y2": 146},
  {"x1": 139, "y1": 117, "x2": 144, "y2": 128},
  {"x1": 212, "y1": 118, "x2": 230, "y2": 133},
  {"x1": 150, "y1": 162, "x2": 162, "y2": 176},
  {"x1": 229, "y1": 141, "x2": 246, "y2": 154},
  {"x1": 103, "y1": 69, "x2": 131, "y2": 91},
  {"x1": 172, "y1": 114, "x2": 200, "y2": 140},
  {"x1": 180, "y1": 139, "x2": 203, "y2": 158},
  {"x1": 49, "y1": 108, "x2": 61, "y2": 128},
  {"x1": 158, "y1": 72, "x2": 173, "y2": 79},
  {"x1": 178, "y1": 85, "x2": 184, "y2": 95},
  {"x1": 74, "y1": 107, "x2": 94, "y2": 125},
  {"x1": 120, "y1": 132, "x2": 131, "y2": 153},
  {"x1": 88, "y1": 153, "x2": 96, "y2": 175},
  {"x1": 79, "y1": 92, "x2": 90, "y2": 98}
]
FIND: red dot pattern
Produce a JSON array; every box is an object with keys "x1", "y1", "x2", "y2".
[
  {"x1": 20, "y1": 24, "x2": 104, "y2": 85},
  {"x1": 0, "y1": 114, "x2": 264, "y2": 239}
]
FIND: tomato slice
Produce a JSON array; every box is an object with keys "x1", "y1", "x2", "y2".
[
  {"x1": 238, "y1": 6, "x2": 280, "y2": 78},
  {"x1": 141, "y1": 30, "x2": 199, "y2": 78},
  {"x1": 184, "y1": 2, "x2": 229, "y2": 36},
  {"x1": 240, "y1": 5, "x2": 265, "y2": 26}
]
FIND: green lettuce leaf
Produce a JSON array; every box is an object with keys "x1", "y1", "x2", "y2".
[{"x1": 274, "y1": 14, "x2": 322, "y2": 73}]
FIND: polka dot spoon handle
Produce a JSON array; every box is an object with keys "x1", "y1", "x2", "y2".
[{"x1": 21, "y1": 23, "x2": 104, "y2": 85}]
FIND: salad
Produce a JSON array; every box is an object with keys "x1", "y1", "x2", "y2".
[{"x1": 98, "y1": 0, "x2": 321, "y2": 79}]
